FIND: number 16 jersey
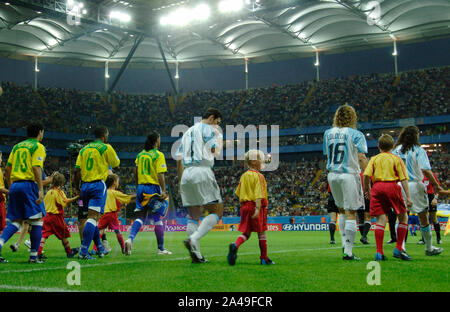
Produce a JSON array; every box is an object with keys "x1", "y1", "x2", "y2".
[{"x1": 323, "y1": 127, "x2": 367, "y2": 174}]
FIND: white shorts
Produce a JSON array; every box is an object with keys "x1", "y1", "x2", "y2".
[
  {"x1": 180, "y1": 166, "x2": 222, "y2": 207},
  {"x1": 328, "y1": 172, "x2": 364, "y2": 211},
  {"x1": 399, "y1": 181, "x2": 428, "y2": 214}
]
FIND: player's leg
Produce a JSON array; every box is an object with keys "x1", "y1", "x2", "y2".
[
  {"x1": 357, "y1": 209, "x2": 365, "y2": 238},
  {"x1": 188, "y1": 202, "x2": 222, "y2": 262},
  {"x1": 77, "y1": 204, "x2": 88, "y2": 244},
  {"x1": 393, "y1": 212, "x2": 410, "y2": 260},
  {"x1": 187, "y1": 206, "x2": 201, "y2": 237},
  {"x1": 328, "y1": 173, "x2": 346, "y2": 248},
  {"x1": 97, "y1": 215, "x2": 111, "y2": 253},
  {"x1": 329, "y1": 212, "x2": 337, "y2": 244},
  {"x1": 0, "y1": 219, "x2": 23, "y2": 262},
  {"x1": 125, "y1": 209, "x2": 145, "y2": 255},
  {"x1": 418, "y1": 211, "x2": 442, "y2": 255},
  {"x1": 429, "y1": 211, "x2": 441, "y2": 244},
  {"x1": 410, "y1": 182, "x2": 443, "y2": 255},
  {"x1": 9, "y1": 221, "x2": 29, "y2": 252},
  {"x1": 374, "y1": 214, "x2": 387, "y2": 260},
  {"x1": 61, "y1": 237, "x2": 79, "y2": 258},
  {"x1": 113, "y1": 229, "x2": 125, "y2": 254},
  {"x1": 387, "y1": 209, "x2": 397, "y2": 243}
]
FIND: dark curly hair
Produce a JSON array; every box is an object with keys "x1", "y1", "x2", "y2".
[{"x1": 394, "y1": 125, "x2": 420, "y2": 154}]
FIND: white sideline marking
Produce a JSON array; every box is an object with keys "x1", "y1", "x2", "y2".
[
  {"x1": 0, "y1": 245, "x2": 371, "y2": 275},
  {"x1": 0, "y1": 285, "x2": 80, "y2": 292}
]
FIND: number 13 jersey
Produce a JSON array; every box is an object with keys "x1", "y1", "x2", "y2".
[{"x1": 323, "y1": 127, "x2": 367, "y2": 174}]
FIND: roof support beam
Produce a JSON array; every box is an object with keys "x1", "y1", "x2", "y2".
[
  {"x1": 107, "y1": 33, "x2": 145, "y2": 94},
  {"x1": 156, "y1": 37, "x2": 178, "y2": 95}
]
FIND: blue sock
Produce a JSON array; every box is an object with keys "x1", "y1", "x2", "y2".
[
  {"x1": 81, "y1": 220, "x2": 96, "y2": 255},
  {"x1": 129, "y1": 219, "x2": 143, "y2": 242},
  {"x1": 93, "y1": 227, "x2": 104, "y2": 253},
  {"x1": 0, "y1": 222, "x2": 21, "y2": 251},
  {"x1": 30, "y1": 222, "x2": 43, "y2": 260},
  {"x1": 155, "y1": 224, "x2": 164, "y2": 250}
]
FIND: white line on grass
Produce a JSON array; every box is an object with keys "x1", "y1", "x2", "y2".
[
  {"x1": 0, "y1": 245, "x2": 371, "y2": 275},
  {"x1": 0, "y1": 285, "x2": 80, "y2": 292}
]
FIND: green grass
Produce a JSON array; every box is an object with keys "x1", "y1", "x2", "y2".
[{"x1": 0, "y1": 230, "x2": 448, "y2": 292}]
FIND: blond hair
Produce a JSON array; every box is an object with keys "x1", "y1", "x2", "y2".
[
  {"x1": 333, "y1": 104, "x2": 357, "y2": 129},
  {"x1": 245, "y1": 150, "x2": 265, "y2": 168}
]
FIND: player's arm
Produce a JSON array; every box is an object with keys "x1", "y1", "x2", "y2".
[
  {"x1": 33, "y1": 166, "x2": 44, "y2": 205},
  {"x1": 252, "y1": 198, "x2": 262, "y2": 219},
  {"x1": 363, "y1": 175, "x2": 371, "y2": 199},
  {"x1": 358, "y1": 153, "x2": 368, "y2": 171},
  {"x1": 3, "y1": 165, "x2": 11, "y2": 192},
  {"x1": 422, "y1": 170, "x2": 442, "y2": 194},
  {"x1": 158, "y1": 173, "x2": 168, "y2": 200},
  {"x1": 73, "y1": 167, "x2": 81, "y2": 197},
  {"x1": 176, "y1": 159, "x2": 184, "y2": 192},
  {"x1": 106, "y1": 145, "x2": 120, "y2": 169},
  {"x1": 400, "y1": 178, "x2": 413, "y2": 208}
]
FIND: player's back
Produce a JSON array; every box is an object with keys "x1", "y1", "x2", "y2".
[
  {"x1": 135, "y1": 149, "x2": 166, "y2": 185},
  {"x1": 178, "y1": 122, "x2": 218, "y2": 168},
  {"x1": 323, "y1": 127, "x2": 367, "y2": 174},
  {"x1": 76, "y1": 140, "x2": 120, "y2": 182},
  {"x1": 7, "y1": 138, "x2": 46, "y2": 182},
  {"x1": 392, "y1": 145, "x2": 430, "y2": 182}
]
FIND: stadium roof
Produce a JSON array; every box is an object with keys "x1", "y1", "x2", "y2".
[{"x1": 0, "y1": 0, "x2": 449, "y2": 70}]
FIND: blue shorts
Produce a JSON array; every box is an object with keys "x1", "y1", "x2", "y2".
[
  {"x1": 408, "y1": 215, "x2": 419, "y2": 225},
  {"x1": 136, "y1": 184, "x2": 168, "y2": 223},
  {"x1": 7, "y1": 181, "x2": 46, "y2": 221},
  {"x1": 81, "y1": 181, "x2": 107, "y2": 214}
]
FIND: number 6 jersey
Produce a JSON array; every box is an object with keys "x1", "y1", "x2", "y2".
[{"x1": 323, "y1": 127, "x2": 367, "y2": 174}]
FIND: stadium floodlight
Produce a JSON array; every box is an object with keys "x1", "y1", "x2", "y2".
[
  {"x1": 219, "y1": 0, "x2": 244, "y2": 13},
  {"x1": 160, "y1": 4, "x2": 210, "y2": 27},
  {"x1": 110, "y1": 11, "x2": 131, "y2": 23},
  {"x1": 195, "y1": 3, "x2": 211, "y2": 21}
]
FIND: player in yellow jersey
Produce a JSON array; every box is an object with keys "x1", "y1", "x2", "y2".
[
  {"x1": 74, "y1": 126, "x2": 120, "y2": 260},
  {"x1": 0, "y1": 122, "x2": 46, "y2": 263},
  {"x1": 98, "y1": 174, "x2": 135, "y2": 254},
  {"x1": 125, "y1": 131, "x2": 170, "y2": 255}
]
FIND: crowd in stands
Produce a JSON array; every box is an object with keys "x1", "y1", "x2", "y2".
[{"x1": 1, "y1": 67, "x2": 448, "y2": 137}]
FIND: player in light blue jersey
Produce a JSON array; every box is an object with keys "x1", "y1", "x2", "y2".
[
  {"x1": 392, "y1": 126, "x2": 444, "y2": 256},
  {"x1": 176, "y1": 108, "x2": 223, "y2": 263},
  {"x1": 323, "y1": 105, "x2": 368, "y2": 261}
]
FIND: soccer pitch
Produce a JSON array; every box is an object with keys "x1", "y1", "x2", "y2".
[{"x1": 0, "y1": 231, "x2": 448, "y2": 292}]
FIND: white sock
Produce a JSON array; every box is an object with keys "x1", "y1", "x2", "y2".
[
  {"x1": 344, "y1": 220, "x2": 357, "y2": 256},
  {"x1": 420, "y1": 225, "x2": 433, "y2": 251},
  {"x1": 338, "y1": 215, "x2": 346, "y2": 247},
  {"x1": 187, "y1": 220, "x2": 199, "y2": 237},
  {"x1": 191, "y1": 214, "x2": 219, "y2": 242}
]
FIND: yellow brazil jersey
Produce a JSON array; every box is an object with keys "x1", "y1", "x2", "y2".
[
  {"x1": 75, "y1": 140, "x2": 120, "y2": 182},
  {"x1": 44, "y1": 188, "x2": 69, "y2": 215},
  {"x1": 364, "y1": 152, "x2": 409, "y2": 183},
  {"x1": 135, "y1": 149, "x2": 167, "y2": 185},
  {"x1": 104, "y1": 189, "x2": 133, "y2": 213},
  {"x1": 7, "y1": 138, "x2": 46, "y2": 183},
  {"x1": 235, "y1": 169, "x2": 268, "y2": 202}
]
